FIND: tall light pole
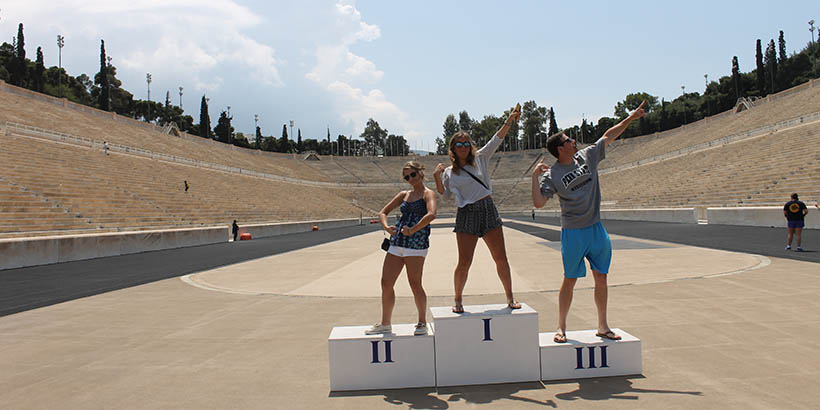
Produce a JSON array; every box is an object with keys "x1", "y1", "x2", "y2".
[
  {"x1": 810, "y1": 20, "x2": 817, "y2": 77},
  {"x1": 178, "y1": 86, "x2": 183, "y2": 109},
  {"x1": 704, "y1": 74, "x2": 709, "y2": 116},
  {"x1": 289, "y1": 120, "x2": 294, "y2": 144},
  {"x1": 227, "y1": 105, "x2": 231, "y2": 117},
  {"x1": 146, "y1": 73, "x2": 152, "y2": 122},
  {"x1": 681, "y1": 85, "x2": 687, "y2": 124},
  {"x1": 56, "y1": 35, "x2": 64, "y2": 98}
]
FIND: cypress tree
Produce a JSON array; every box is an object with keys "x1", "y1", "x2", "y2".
[
  {"x1": 765, "y1": 39, "x2": 777, "y2": 92},
  {"x1": 98, "y1": 40, "x2": 110, "y2": 111},
  {"x1": 547, "y1": 107, "x2": 559, "y2": 136},
  {"x1": 199, "y1": 95, "x2": 211, "y2": 138},
  {"x1": 731, "y1": 56, "x2": 740, "y2": 100},
  {"x1": 755, "y1": 39, "x2": 765, "y2": 94},
  {"x1": 778, "y1": 31, "x2": 787, "y2": 63},
  {"x1": 297, "y1": 128, "x2": 303, "y2": 153},
  {"x1": 10, "y1": 23, "x2": 25, "y2": 86},
  {"x1": 280, "y1": 124, "x2": 289, "y2": 153},
  {"x1": 35, "y1": 46, "x2": 45, "y2": 92},
  {"x1": 255, "y1": 126, "x2": 262, "y2": 150}
]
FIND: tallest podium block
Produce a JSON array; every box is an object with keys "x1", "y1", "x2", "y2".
[{"x1": 431, "y1": 303, "x2": 540, "y2": 386}]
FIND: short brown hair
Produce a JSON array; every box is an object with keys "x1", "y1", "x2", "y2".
[
  {"x1": 546, "y1": 132, "x2": 567, "y2": 159},
  {"x1": 448, "y1": 131, "x2": 476, "y2": 174}
]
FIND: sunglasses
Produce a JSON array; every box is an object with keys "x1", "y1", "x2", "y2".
[
  {"x1": 403, "y1": 171, "x2": 418, "y2": 181},
  {"x1": 562, "y1": 138, "x2": 574, "y2": 145},
  {"x1": 454, "y1": 141, "x2": 471, "y2": 148}
]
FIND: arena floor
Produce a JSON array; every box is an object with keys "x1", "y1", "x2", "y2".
[{"x1": 1, "y1": 217, "x2": 818, "y2": 409}]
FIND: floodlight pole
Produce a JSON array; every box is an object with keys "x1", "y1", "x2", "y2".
[
  {"x1": 179, "y1": 86, "x2": 183, "y2": 109},
  {"x1": 681, "y1": 85, "x2": 687, "y2": 124},
  {"x1": 56, "y1": 35, "x2": 64, "y2": 98},
  {"x1": 146, "y1": 73, "x2": 152, "y2": 122},
  {"x1": 810, "y1": 20, "x2": 817, "y2": 77}
]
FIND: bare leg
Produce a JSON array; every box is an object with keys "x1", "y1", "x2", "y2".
[
  {"x1": 482, "y1": 226, "x2": 517, "y2": 306},
  {"x1": 404, "y1": 256, "x2": 427, "y2": 323},
  {"x1": 795, "y1": 227, "x2": 803, "y2": 248},
  {"x1": 593, "y1": 270, "x2": 617, "y2": 337},
  {"x1": 787, "y1": 227, "x2": 794, "y2": 247},
  {"x1": 379, "y1": 253, "x2": 405, "y2": 325},
  {"x1": 557, "y1": 276, "x2": 577, "y2": 334},
  {"x1": 454, "y1": 232, "x2": 479, "y2": 310}
]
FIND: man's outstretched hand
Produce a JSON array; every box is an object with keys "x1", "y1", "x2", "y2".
[{"x1": 630, "y1": 101, "x2": 648, "y2": 119}]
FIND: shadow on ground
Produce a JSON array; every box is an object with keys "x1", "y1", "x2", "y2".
[
  {"x1": 549, "y1": 376, "x2": 702, "y2": 402},
  {"x1": 329, "y1": 377, "x2": 703, "y2": 407}
]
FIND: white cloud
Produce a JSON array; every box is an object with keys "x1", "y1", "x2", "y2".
[
  {"x1": 307, "y1": 1, "x2": 418, "y2": 139},
  {"x1": 1, "y1": 0, "x2": 282, "y2": 91}
]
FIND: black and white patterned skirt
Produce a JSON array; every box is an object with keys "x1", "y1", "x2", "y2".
[{"x1": 454, "y1": 196, "x2": 503, "y2": 237}]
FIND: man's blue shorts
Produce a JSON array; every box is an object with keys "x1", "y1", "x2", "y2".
[
  {"x1": 560, "y1": 221, "x2": 612, "y2": 278},
  {"x1": 787, "y1": 220, "x2": 805, "y2": 229}
]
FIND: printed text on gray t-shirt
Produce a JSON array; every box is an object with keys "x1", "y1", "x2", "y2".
[{"x1": 539, "y1": 138, "x2": 606, "y2": 229}]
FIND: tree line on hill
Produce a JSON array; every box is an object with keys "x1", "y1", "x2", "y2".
[
  {"x1": 435, "y1": 30, "x2": 820, "y2": 154},
  {"x1": 1, "y1": 22, "x2": 817, "y2": 157}
]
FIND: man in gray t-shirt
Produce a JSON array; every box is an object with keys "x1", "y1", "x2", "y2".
[{"x1": 531, "y1": 101, "x2": 647, "y2": 344}]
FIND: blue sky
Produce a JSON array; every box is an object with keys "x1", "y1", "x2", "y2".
[{"x1": 0, "y1": 1, "x2": 815, "y2": 151}]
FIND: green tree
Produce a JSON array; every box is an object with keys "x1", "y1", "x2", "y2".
[
  {"x1": 520, "y1": 100, "x2": 546, "y2": 149},
  {"x1": 765, "y1": 39, "x2": 777, "y2": 92},
  {"x1": 471, "y1": 115, "x2": 503, "y2": 149},
  {"x1": 10, "y1": 23, "x2": 26, "y2": 86},
  {"x1": 199, "y1": 95, "x2": 211, "y2": 138},
  {"x1": 436, "y1": 113, "x2": 459, "y2": 155},
  {"x1": 33, "y1": 46, "x2": 45, "y2": 92},
  {"x1": 778, "y1": 30, "x2": 787, "y2": 63},
  {"x1": 755, "y1": 39, "x2": 765, "y2": 95},
  {"x1": 297, "y1": 128, "x2": 304, "y2": 152},
  {"x1": 385, "y1": 134, "x2": 409, "y2": 156},
  {"x1": 280, "y1": 124, "x2": 289, "y2": 152},
  {"x1": 97, "y1": 40, "x2": 110, "y2": 111},
  {"x1": 458, "y1": 110, "x2": 473, "y2": 132},
  {"x1": 614, "y1": 92, "x2": 659, "y2": 118},
  {"x1": 731, "y1": 56, "x2": 740, "y2": 100},
  {"x1": 360, "y1": 118, "x2": 387, "y2": 156},
  {"x1": 547, "y1": 107, "x2": 559, "y2": 136},
  {"x1": 213, "y1": 110, "x2": 234, "y2": 143},
  {"x1": 255, "y1": 126, "x2": 262, "y2": 150}
]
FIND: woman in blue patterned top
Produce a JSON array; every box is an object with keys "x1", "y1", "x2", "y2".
[{"x1": 366, "y1": 161, "x2": 437, "y2": 336}]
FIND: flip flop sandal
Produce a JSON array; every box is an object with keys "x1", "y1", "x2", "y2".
[{"x1": 595, "y1": 331, "x2": 621, "y2": 341}]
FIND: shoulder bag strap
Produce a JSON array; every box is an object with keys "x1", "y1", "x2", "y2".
[{"x1": 461, "y1": 168, "x2": 488, "y2": 190}]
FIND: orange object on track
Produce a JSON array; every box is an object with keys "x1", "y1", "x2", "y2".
[
  {"x1": 239, "y1": 233, "x2": 252, "y2": 240},
  {"x1": 312, "y1": 225, "x2": 319, "y2": 231}
]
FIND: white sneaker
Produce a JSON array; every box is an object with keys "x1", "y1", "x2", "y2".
[
  {"x1": 414, "y1": 322, "x2": 428, "y2": 336},
  {"x1": 785, "y1": 245, "x2": 791, "y2": 250},
  {"x1": 364, "y1": 323, "x2": 392, "y2": 335}
]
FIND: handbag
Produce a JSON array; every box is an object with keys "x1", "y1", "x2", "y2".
[{"x1": 381, "y1": 237, "x2": 391, "y2": 251}]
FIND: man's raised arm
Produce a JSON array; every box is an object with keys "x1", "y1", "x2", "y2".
[{"x1": 602, "y1": 100, "x2": 647, "y2": 148}]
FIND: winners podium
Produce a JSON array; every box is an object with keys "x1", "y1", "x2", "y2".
[{"x1": 329, "y1": 303, "x2": 641, "y2": 391}]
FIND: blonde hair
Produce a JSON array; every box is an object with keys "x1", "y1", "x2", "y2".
[
  {"x1": 402, "y1": 161, "x2": 425, "y2": 179},
  {"x1": 448, "y1": 130, "x2": 477, "y2": 175}
]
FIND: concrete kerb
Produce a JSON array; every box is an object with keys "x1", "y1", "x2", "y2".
[
  {"x1": 235, "y1": 218, "x2": 367, "y2": 240},
  {"x1": 707, "y1": 206, "x2": 820, "y2": 229},
  {"x1": 0, "y1": 226, "x2": 227, "y2": 271}
]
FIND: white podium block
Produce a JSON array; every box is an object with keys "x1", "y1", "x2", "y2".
[
  {"x1": 539, "y1": 328, "x2": 642, "y2": 381},
  {"x1": 328, "y1": 324, "x2": 435, "y2": 391},
  {"x1": 431, "y1": 303, "x2": 540, "y2": 387}
]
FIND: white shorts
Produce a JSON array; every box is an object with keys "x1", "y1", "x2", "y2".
[{"x1": 387, "y1": 245, "x2": 428, "y2": 258}]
